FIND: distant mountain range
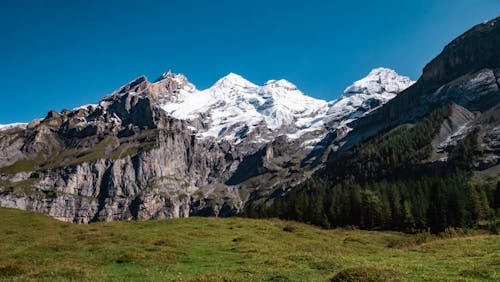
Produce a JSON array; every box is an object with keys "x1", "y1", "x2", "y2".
[{"x1": 1, "y1": 17, "x2": 499, "y2": 228}]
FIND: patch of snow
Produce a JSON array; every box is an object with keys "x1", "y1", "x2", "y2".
[
  {"x1": 0, "y1": 123, "x2": 28, "y2": 131},
  {"x1": 72, "y1": 104, "x2": 98, "y2": 111},
  {"x1": 301, "y1": 137, "x2": 325, "y2": 147}
]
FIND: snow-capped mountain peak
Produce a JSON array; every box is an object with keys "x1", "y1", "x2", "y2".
[
  {"x1": 158, "y1": 68, "x2": 414, "y2": 143},
  {"x1": 91, "y1": 68, "x2": 414, "y2": 146},
  {"x1": 326, "y1": 67, "x2": 415, "y2": 125},
  {"x1": 159, "y1": 73, "x2": 329, "y2": 142},
  {"x1": 343, "y1": 67, "x2": 414, "y2": 97},
  {"x1": 156, "y1": 70, "x2": 175, "y2": 82},
  {"x1": 264, "y1": 79, "x2": 298, "y2": 91},
  {"x1": 212, "y1": 72, "x2": 257, "y2": 89},
  {"x1": 153, "y1": 70, "x2": 195, "y2": 92}
]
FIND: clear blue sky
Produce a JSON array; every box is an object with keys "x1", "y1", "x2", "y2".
[{"x1": 1, "y1": 0, "x2": 499, "y2": 123}]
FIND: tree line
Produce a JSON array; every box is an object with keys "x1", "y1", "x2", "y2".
[{"x1": 246, "y1": 106, "x2": 500, "y2": 233}]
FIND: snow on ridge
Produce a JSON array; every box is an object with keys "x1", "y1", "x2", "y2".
[
  {"x1": 89, "y1": 68, "x2": 413, "y2": 144},
  {"x1": 0, "y1": 123, "x2": 28, "y2": 131},
  {"x1": 265, "y1": 79, "x2": 298, "y2": 90},
  {"x1": 159, "y1": 68, "x2": 414, "y2": 142},
  {"x1": 72, "y1": 104, "x2": 98, "y2": 111},
  {"x1": 213, "y1": 73, "x2": 257, "y2": 88},
  {"x1": 155, "y1": 70, "x2": 189, "y2": 83},
  {"x1": 160, "y1": 72, "x2": 330, "y2": 141},
  {"x1": 325, "y1": 68, "x2": 415, "y2": 124},
  {"x1": 0, "y1": 68, "x2": 413, "y2": 146},
  {"x1": 343, "y1": 67, "x2": 414, "y2": 97}
]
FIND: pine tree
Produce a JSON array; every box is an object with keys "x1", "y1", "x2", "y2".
[
  {"x1": 360, "y1": 190, "x2": 383, "y2": 229},
  {"x1": 402, "y1": 200, "x2": 416, "y2": 233},
  {"x1": 494, "y1": 181, "x2": 500, "y2": 211},
  {"x1": 428, "y1": 184, "x2": 447, "y2": 234}
]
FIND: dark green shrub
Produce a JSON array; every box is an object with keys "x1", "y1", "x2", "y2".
[{"x1": 330, "y1": 267, "x2": 395, "y2": 282}]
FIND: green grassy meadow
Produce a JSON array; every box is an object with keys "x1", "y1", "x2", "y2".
[{"x1": 0, "y1": 207, "x2": 498, "y2": 281}]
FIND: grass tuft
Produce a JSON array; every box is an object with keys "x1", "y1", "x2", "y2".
[
  {"x1": 0, "y1": 265, "x2": 25, "y2": 277},
  {"x1": 330, "y1": 267, "x2": 395, "y2": 282}
]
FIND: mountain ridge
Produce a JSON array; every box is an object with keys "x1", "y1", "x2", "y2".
[
  {"x1": 0, "y1": 66, "x2": 413, "y2": 222},
  {"x1": 5, "y1": 17, "x2": 499, "y2": 225},
  {"x1": 252, "y1": 16, "x2": 500, "y2": 234},
  {"x1": 0, "y1": 68, "x2": 413, "y2": 135}
]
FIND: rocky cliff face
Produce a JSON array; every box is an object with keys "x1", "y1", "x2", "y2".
[
  {"x1": 329, "y1": 17, "x2": 500, "y2": 170},
  {"x1": 0, "y1": 84, "x2": 240, "y2": 222},
  {"x1": 422, "y1": 18, "x2": 500, "y2": 90}
]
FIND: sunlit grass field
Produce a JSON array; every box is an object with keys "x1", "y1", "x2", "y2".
[{"x1": 0, "y1": 207, "x2": 498, "y2": 281}]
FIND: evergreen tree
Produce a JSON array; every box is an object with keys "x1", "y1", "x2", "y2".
[{"x1": 494, "y1": 181, "x2": 500, "y2": 211}]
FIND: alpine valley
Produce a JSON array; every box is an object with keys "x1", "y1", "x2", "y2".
[{"x1": 1, "y1": 17, "x2": 500, "y2": 235}]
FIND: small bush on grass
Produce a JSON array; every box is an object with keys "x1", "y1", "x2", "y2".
[
  {"x1": 330, "y1": 267, "x2": 396, "y2": 282},
  {"x1": 0, "y1": 265, "x2": 25, "y2": 277}
]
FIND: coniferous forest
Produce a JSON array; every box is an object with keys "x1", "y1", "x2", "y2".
[{"x1": 250, "y1": 106, "x2": 500, "y2": 234}]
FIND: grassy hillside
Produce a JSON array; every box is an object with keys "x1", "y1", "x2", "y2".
[{"x1": 0, "y1": 208, "x2": 498, "y2": 281}]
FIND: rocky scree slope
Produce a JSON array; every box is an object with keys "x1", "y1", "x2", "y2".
[{"x1": 0, "y1": 65, "x2": 412, "y2": 222}]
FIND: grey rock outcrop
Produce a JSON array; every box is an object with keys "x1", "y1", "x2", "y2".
[{"x1": 0, "y1": 74, "x2": 323, "y2": 223}]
